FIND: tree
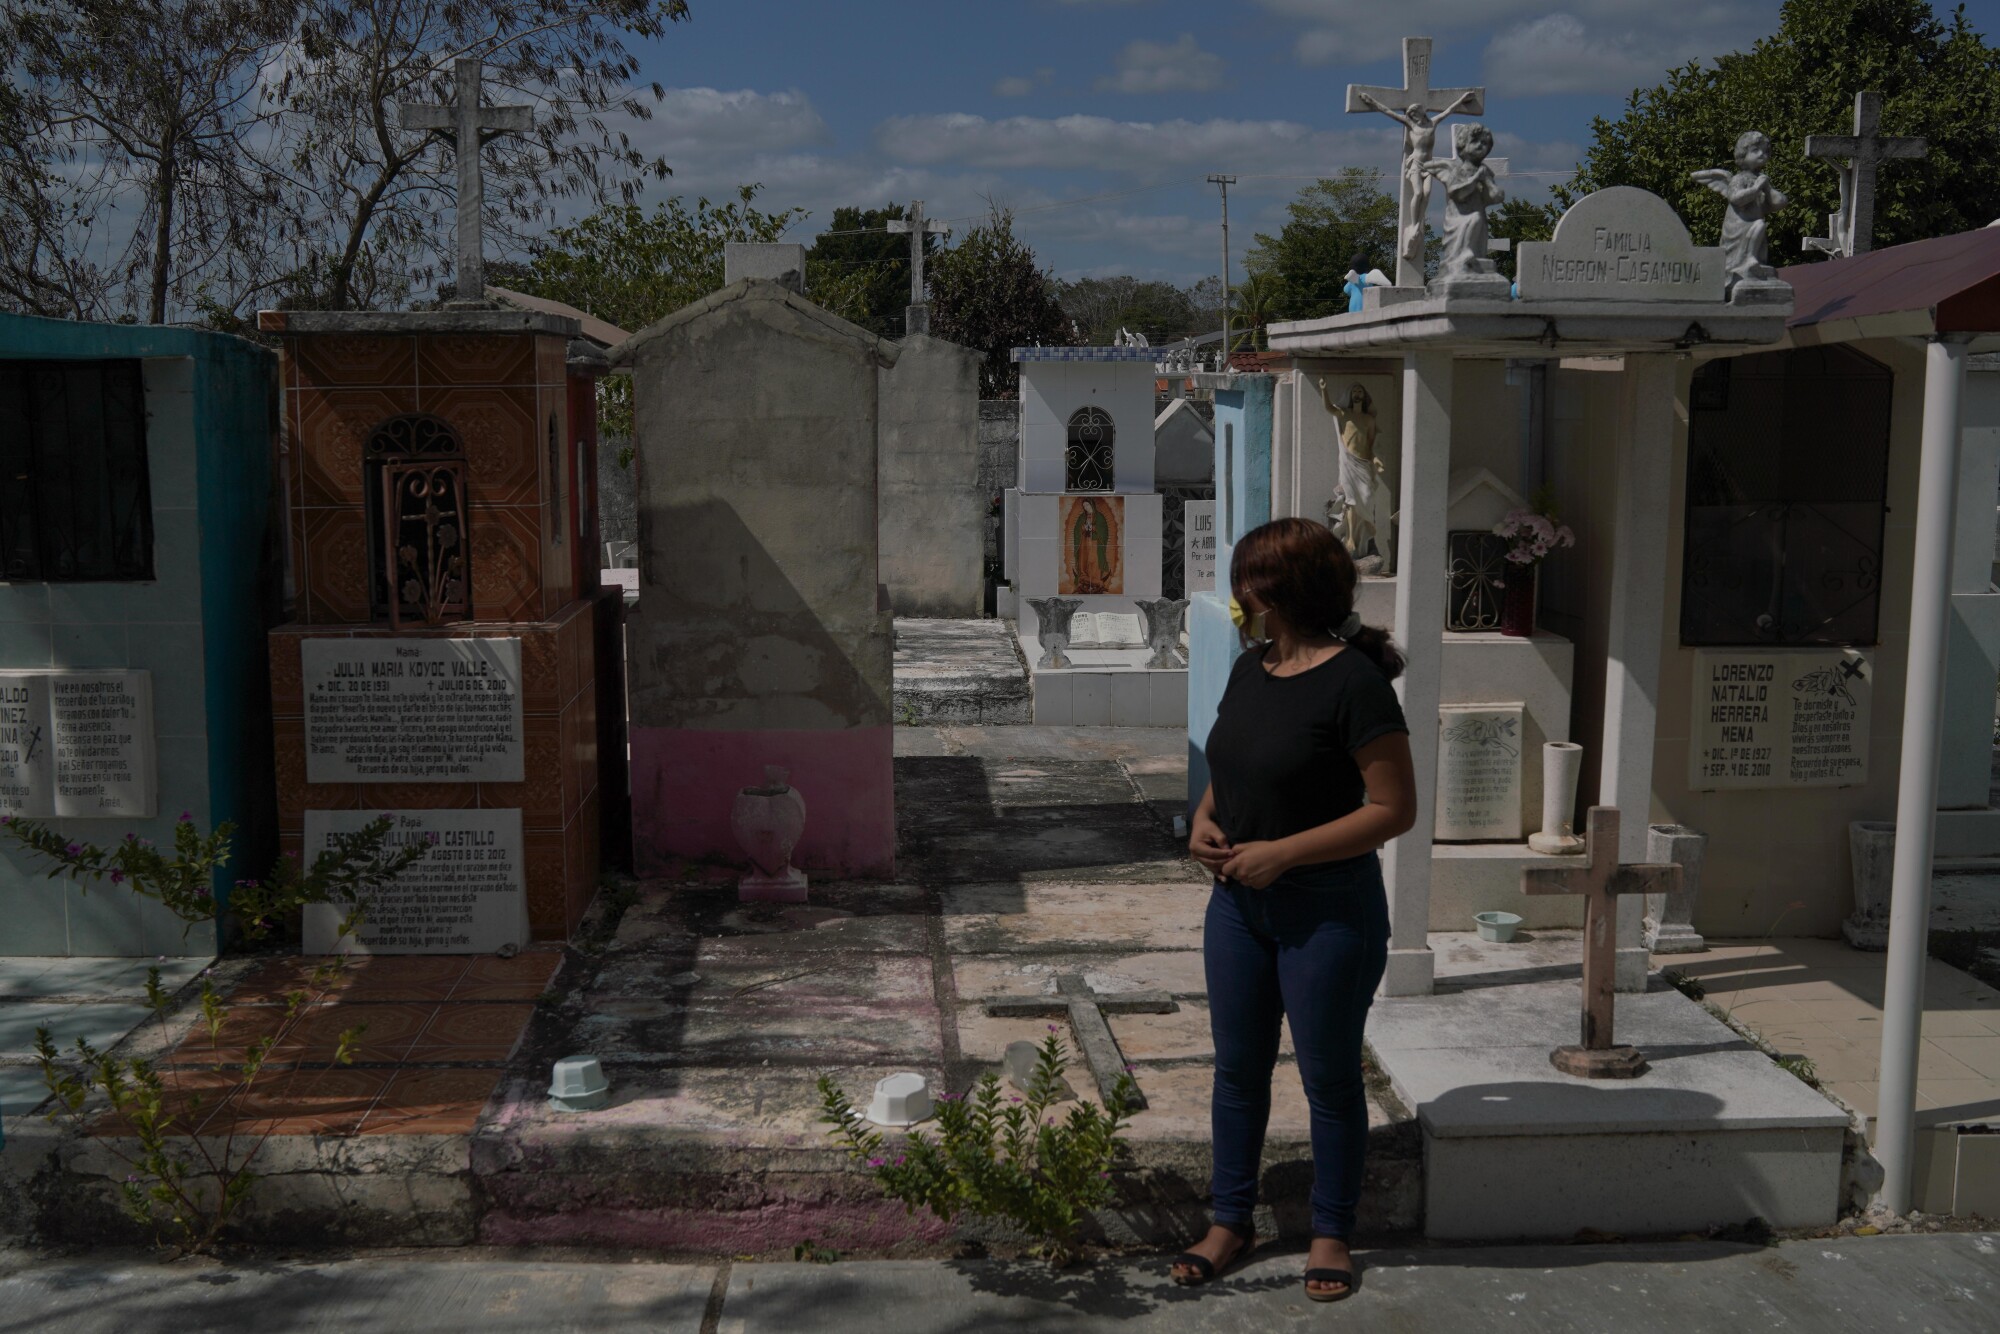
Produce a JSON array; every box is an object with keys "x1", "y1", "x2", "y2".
[
  {"x1": 512, "y1": 185, "x2": 805, "y2": 439},
  {"x1": 1243, "y1": 169, "x2": 1397, "y2": 322},
  {"x1": 4, "y1": 0, "x2": 292, "y2": 324},
  {"x1": 263, "y1": 0, "x2": 693, "y2": 313},
  {"x1": 513, "y1": 186, "x2": 804, "y2": 333},
  {"x1": 1554, "y1": 0, "x2": 2000, "y2": 262},
  {"x1": 929, "y1": 210, "x2": 1075, "y2": 397},
  {"x1": 804, "y1": 204, "x2": 941, "y2": 338},
  {"x1": 1489, "y1": 197, "x2": 1554, "y2": 281},
  {"x1": 1229, "y1": 270, "x2": 1280, "y2": 351},
  {"x1": 1055, "y1": 276, "x2": 1200, "y2": 346}
]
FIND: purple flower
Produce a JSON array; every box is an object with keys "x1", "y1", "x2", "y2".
[
  {"x1": 1124, "y1": 1063, "x2": 1137, "y2": 1073},
  {"x1": 124, "y1": 833, "x2": 136, "y2": 842},
  {"x1": 195, "y1": 886, "x2": 211, "y2": 899},
  {"x1": 0, "y1": 815, "x2": 12, "y2": 826},
  {"x1": 1010, "y1": 1096, "x2": 1022, "y2": 1103},
  {"x1": 894, "y1": 1155, "x2": 907, "y2": 1166},
  {"x1": 178, "y1": 810, "x2": 191, "y2": 824},
  {"x1": 1047, "y1": 1024, "x2": 1060, "y2": 1033},
  {"x1": 64, "y1": 842, "x2": 83, "y2": 856},
  {"x1": 867, "y1": 1157, "x2": 885, "y2": 1167},
  {"x1": 109, "y1": 870, "x2": 125, "y2": 885}
]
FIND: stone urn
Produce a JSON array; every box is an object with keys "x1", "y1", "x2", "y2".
[
  {"x1": 1025, "y1": 597, "x2": 1082, "y2": 669},
  {"x1": 731, "y1": 765, "x2": 808, "y2": 903},
  {"x1": 1134, "y1": 598, "x2": 1189, "y2": 670}
]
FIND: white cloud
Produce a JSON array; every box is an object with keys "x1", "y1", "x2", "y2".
[
  {"x1": 1258, "y1": 0, "x2": 1780, "y2": 75},
  {"x1": 994, "y1": 67, "x2": 1054, "y2": 98},
  {"x1": 875, "y1": 111, "x2": 1390, "y2": 177},
  {"x1": 1483, "y1": 14, "x2": 1713, "y2": 96},
  {"x1": 634, "y1": 88, "x2": 831, "y2": 167},
  {"x1": 1096, "y1": 35, "x2": 1229, "y2": 95}
]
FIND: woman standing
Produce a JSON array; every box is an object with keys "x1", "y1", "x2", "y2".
[{"x1": 1169, "y1": 517, "x2": 1417, "y2": 1303}]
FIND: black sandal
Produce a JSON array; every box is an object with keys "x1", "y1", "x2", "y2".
[
  {"x1": 1169, "y1": 1219, "x2": 1256, "y2": 1286},
  {"x1": 1304, "y1": 1235, "x2": 1355, "y2": 1303}
]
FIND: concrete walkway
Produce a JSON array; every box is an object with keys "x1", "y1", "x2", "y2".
[{"x1": 3, "y1": 1233, "x2": 1995, "y2": 1332}]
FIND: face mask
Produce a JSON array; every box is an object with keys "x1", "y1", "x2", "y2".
[{"x1": 1228, "y1": 595, "x2": 1268, "y2": 641}]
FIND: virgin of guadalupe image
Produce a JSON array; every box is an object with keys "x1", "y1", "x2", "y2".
[{"x1": 1064, "y1": 496, "x2": 1122, "y2": 595}]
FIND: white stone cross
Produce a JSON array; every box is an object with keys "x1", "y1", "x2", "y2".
[
  {"x1": 1346, "y1": 36, "x2": 1485, "y2": 287},
  {"x1": 399, "y1": 57, "x2": 533, "y2": 308},
  {"x1": 1804, "y1": 91, "x2": 1927, "y2": 259},
  {"x1": 887, "y1": 199, "x2": 951, "y2": 333}
]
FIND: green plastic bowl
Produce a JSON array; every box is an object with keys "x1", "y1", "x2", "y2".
[{"x1": 1474, "y1": 911, "x2": 1524, "y2": 943}]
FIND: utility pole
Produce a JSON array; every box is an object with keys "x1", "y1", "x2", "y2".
[{"x1": 1207, "y1": 174, "x2": 1236, "y2": 362}]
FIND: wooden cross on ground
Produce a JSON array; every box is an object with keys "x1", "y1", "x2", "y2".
[
  {"x1": 1804, "y1": 91, "x2": 1927, "y2": 259},
  {"x1": 982, "y1": 973, "x2": 1176, "y2": 1110},
  {"x1": 1346, "y1": 36, "x2": 1485, "y2": 288},
  {"x1": 399, "y1": 57, "x2": 533, "y2": 308},
  {"x1": 1522, "y1": 806, "x2": 1680, "y2": 1079},
  {"x1": 886, "y1": 200, "x2": 950, "y2": 334}
]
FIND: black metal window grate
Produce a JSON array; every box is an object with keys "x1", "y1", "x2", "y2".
[
  {"x1": 1680, "y1": 346, "x2": 1893, "y2": 647},
  {"x1": 0, "y1": 360, "x2": 154, "y2": 582},
  {"x1": 364, "y1": 413, "x2": 466, "y2": 621},
  {"x1": 1065, "y1": 406, "x2": 1115, "y2": 492}
]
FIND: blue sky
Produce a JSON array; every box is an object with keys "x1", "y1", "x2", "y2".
[{"x1": 615, "y1": 0, "x2": 1997, "y2": 286}]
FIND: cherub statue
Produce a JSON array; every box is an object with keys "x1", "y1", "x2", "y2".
[
  {"x1": 1317, "y1": 378, "x2": 1392, "y2": 575},
  {"x1": 1355, "y1": 89, "x2": 1481, "y2": 276},
  {"x1": 1692, "y1": 130, "x2": 1788, "y2": 290},
  {"x1": 1424, "y1": 123, "x2": 1505, "y2": 279}
]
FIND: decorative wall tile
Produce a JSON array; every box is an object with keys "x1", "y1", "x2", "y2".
[
  {"x1": 300, "y1": 508, "x2": 371, "y2": 624},
  {"x1": 417, "y1": 334, "x2": 535, "y2": 388},
  {"x1": 294, "y1": 336, "x2": 416, "y2": 390},
  {"x1": 296, "y1": 387, "x2": 416, "y2": 506},
  {"x1": 523, "y1": 830, "x2": 567, "y2": 937},
  {"x1": 534, "y1": 335, "x2": 567, "y2": 388},
  {"x1": 516, "y1": 625, "x2": 563, "y2": 715},
  {"x1": 268, "y1": 635, "x2": 303, "y2": 717},
  {"x1": 359, "y1": 781, "x2": 477, "y2": 811},
  {"x1": 467, "y1": 505, "x2": 542, "y2": 622},
  {"x1": 478, "y1": 714, "x2": 565, "y2": 829}
]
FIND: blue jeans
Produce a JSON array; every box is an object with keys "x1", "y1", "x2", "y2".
[{"x1": 1205, "y1": 856, "x2": 1390, "y2": 1239}]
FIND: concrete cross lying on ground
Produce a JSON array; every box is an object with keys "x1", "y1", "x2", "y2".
[
  {"x1": 398, "y1": 57, "x2": 533, "y2": 308},
  {"x1": 982, "y1": 973, "x2": 1177, "y2": 1110},
  {"x1": 1522, "y1": 806, "x2": 1681, "y2": 1079}
]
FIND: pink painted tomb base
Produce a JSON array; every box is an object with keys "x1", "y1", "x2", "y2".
[{"x1": 630, "y1": 725, "x2": 896, "y2": 880}]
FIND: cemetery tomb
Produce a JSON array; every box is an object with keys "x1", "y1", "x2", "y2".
[
  {"x1": 877, "y1": 326, "x2": 985, "y2": 618},
  {"x1": 258, "y1": 305, "x2": 619, "y2": 948},
  {"x1": 0, "y1": 314, "x2": 280, "y2": 956},
  {"x1": 613, "y1": 277, "x2": 897, "y2": 880},
  {"x1": 1003, "y1": 347, "x2": 1182, "y2": 726}
]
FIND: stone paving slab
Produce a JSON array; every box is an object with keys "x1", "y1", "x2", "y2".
[
  {"x1": 715, "y1": 1233, "x2": 2000, "y2": 1334},
  {"x1": 941, "y1": 883, "x2": 1207, "y2": 954},
  {"x1": 0, "y1": 1252, "x2": 717, "y2": 1333},
  {"x1": 892, "y1": 619, "x2": 1031, "y2": 726}
]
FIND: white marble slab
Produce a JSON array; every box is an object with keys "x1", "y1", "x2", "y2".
[{"x1": 302, "y1": 638, "x2": 525, "y2": 784}]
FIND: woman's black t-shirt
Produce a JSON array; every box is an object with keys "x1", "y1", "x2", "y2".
[{"x1": 1204, "y1": 645, "x2": 1408, "y2": 865}]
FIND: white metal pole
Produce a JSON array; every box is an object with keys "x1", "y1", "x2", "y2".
[{"x1": 1876, "y1": 334, "x2": 1969, "y2": 1211}]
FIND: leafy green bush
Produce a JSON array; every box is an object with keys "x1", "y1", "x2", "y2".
[
  {"x1": 817, "y1": 1030, "x2": 1135, "y2": 1268},
  {"x1": 4, "y1": 813, "x2": 423, "y2": 1254}
]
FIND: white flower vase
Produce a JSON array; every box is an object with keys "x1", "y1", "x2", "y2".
[
  {"x1": 732, "y1": 765, "x2": 808, "y2": 903},
  {"x1": 1527, "y1": 742, "x2": 1585, "y2": 855}
]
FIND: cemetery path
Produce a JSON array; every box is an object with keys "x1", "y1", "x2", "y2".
[{"x1": 3, "y1": 1231, "x2": 1995, "y2": 1332}]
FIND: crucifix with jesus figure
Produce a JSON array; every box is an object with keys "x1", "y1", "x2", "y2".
[
  {"x1": 1522, "y1": 806, "x2": 1680, "y2": 1079},
  {"x1": 1346, "y1": 37, "x2": 1485, "y2": 288}
]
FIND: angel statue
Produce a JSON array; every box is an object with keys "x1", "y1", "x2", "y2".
[
  {"x1": 1423, "y1": 123, "x2": 1505, "y2": 280},
  {"x1": 1317, "y1": 378, "x2": 1392, "y2": 575},
  {"x1": 1354, "y1": 88, "x2": 1481, "y2": 277},
  {"x1": 1691, "y1": 130, "x2": 1788, "y2": 291}
]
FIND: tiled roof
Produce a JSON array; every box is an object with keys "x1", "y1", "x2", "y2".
[
  {"x1": 1783, "y1": 228, "x2": 2000, "y2": 335},
  {"x1": 1010, "y1": 346, "x2": 1162, "y2": 362}
]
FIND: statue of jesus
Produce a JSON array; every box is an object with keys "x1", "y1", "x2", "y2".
[
  {"x1": 1317, "y1": 378, "x2": 1392, "y2": 575},
  {"x1": 1354, "y1": 89, "x2": 1481, "y2": 278}
]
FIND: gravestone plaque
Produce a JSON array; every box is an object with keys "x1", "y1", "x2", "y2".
[
  {"x1": 0, "y1": 670, "x2": 156, "y2": 818},
  {"x1": 1435, "y1": 703, "x2": 1524, "y2": 840},
  {"x1": 1516, "y1": 187, "x2": 1726, "y2": 303},
  {"x1": 1690, "y1": 648, "x2": 1871, "y2": 790},
  {"x1": 1446, "y1": 530, "x2": 1509, "y2": 631},
  {"x1": 301, "y1": 808, "x2": 527, "y2": 954},
  {"x1": 1184, "y1": 500, "x2": 1216, "y2": 594},
  {"x1": 302, "y1": 638, "x2": 524, "y2": 784}
]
